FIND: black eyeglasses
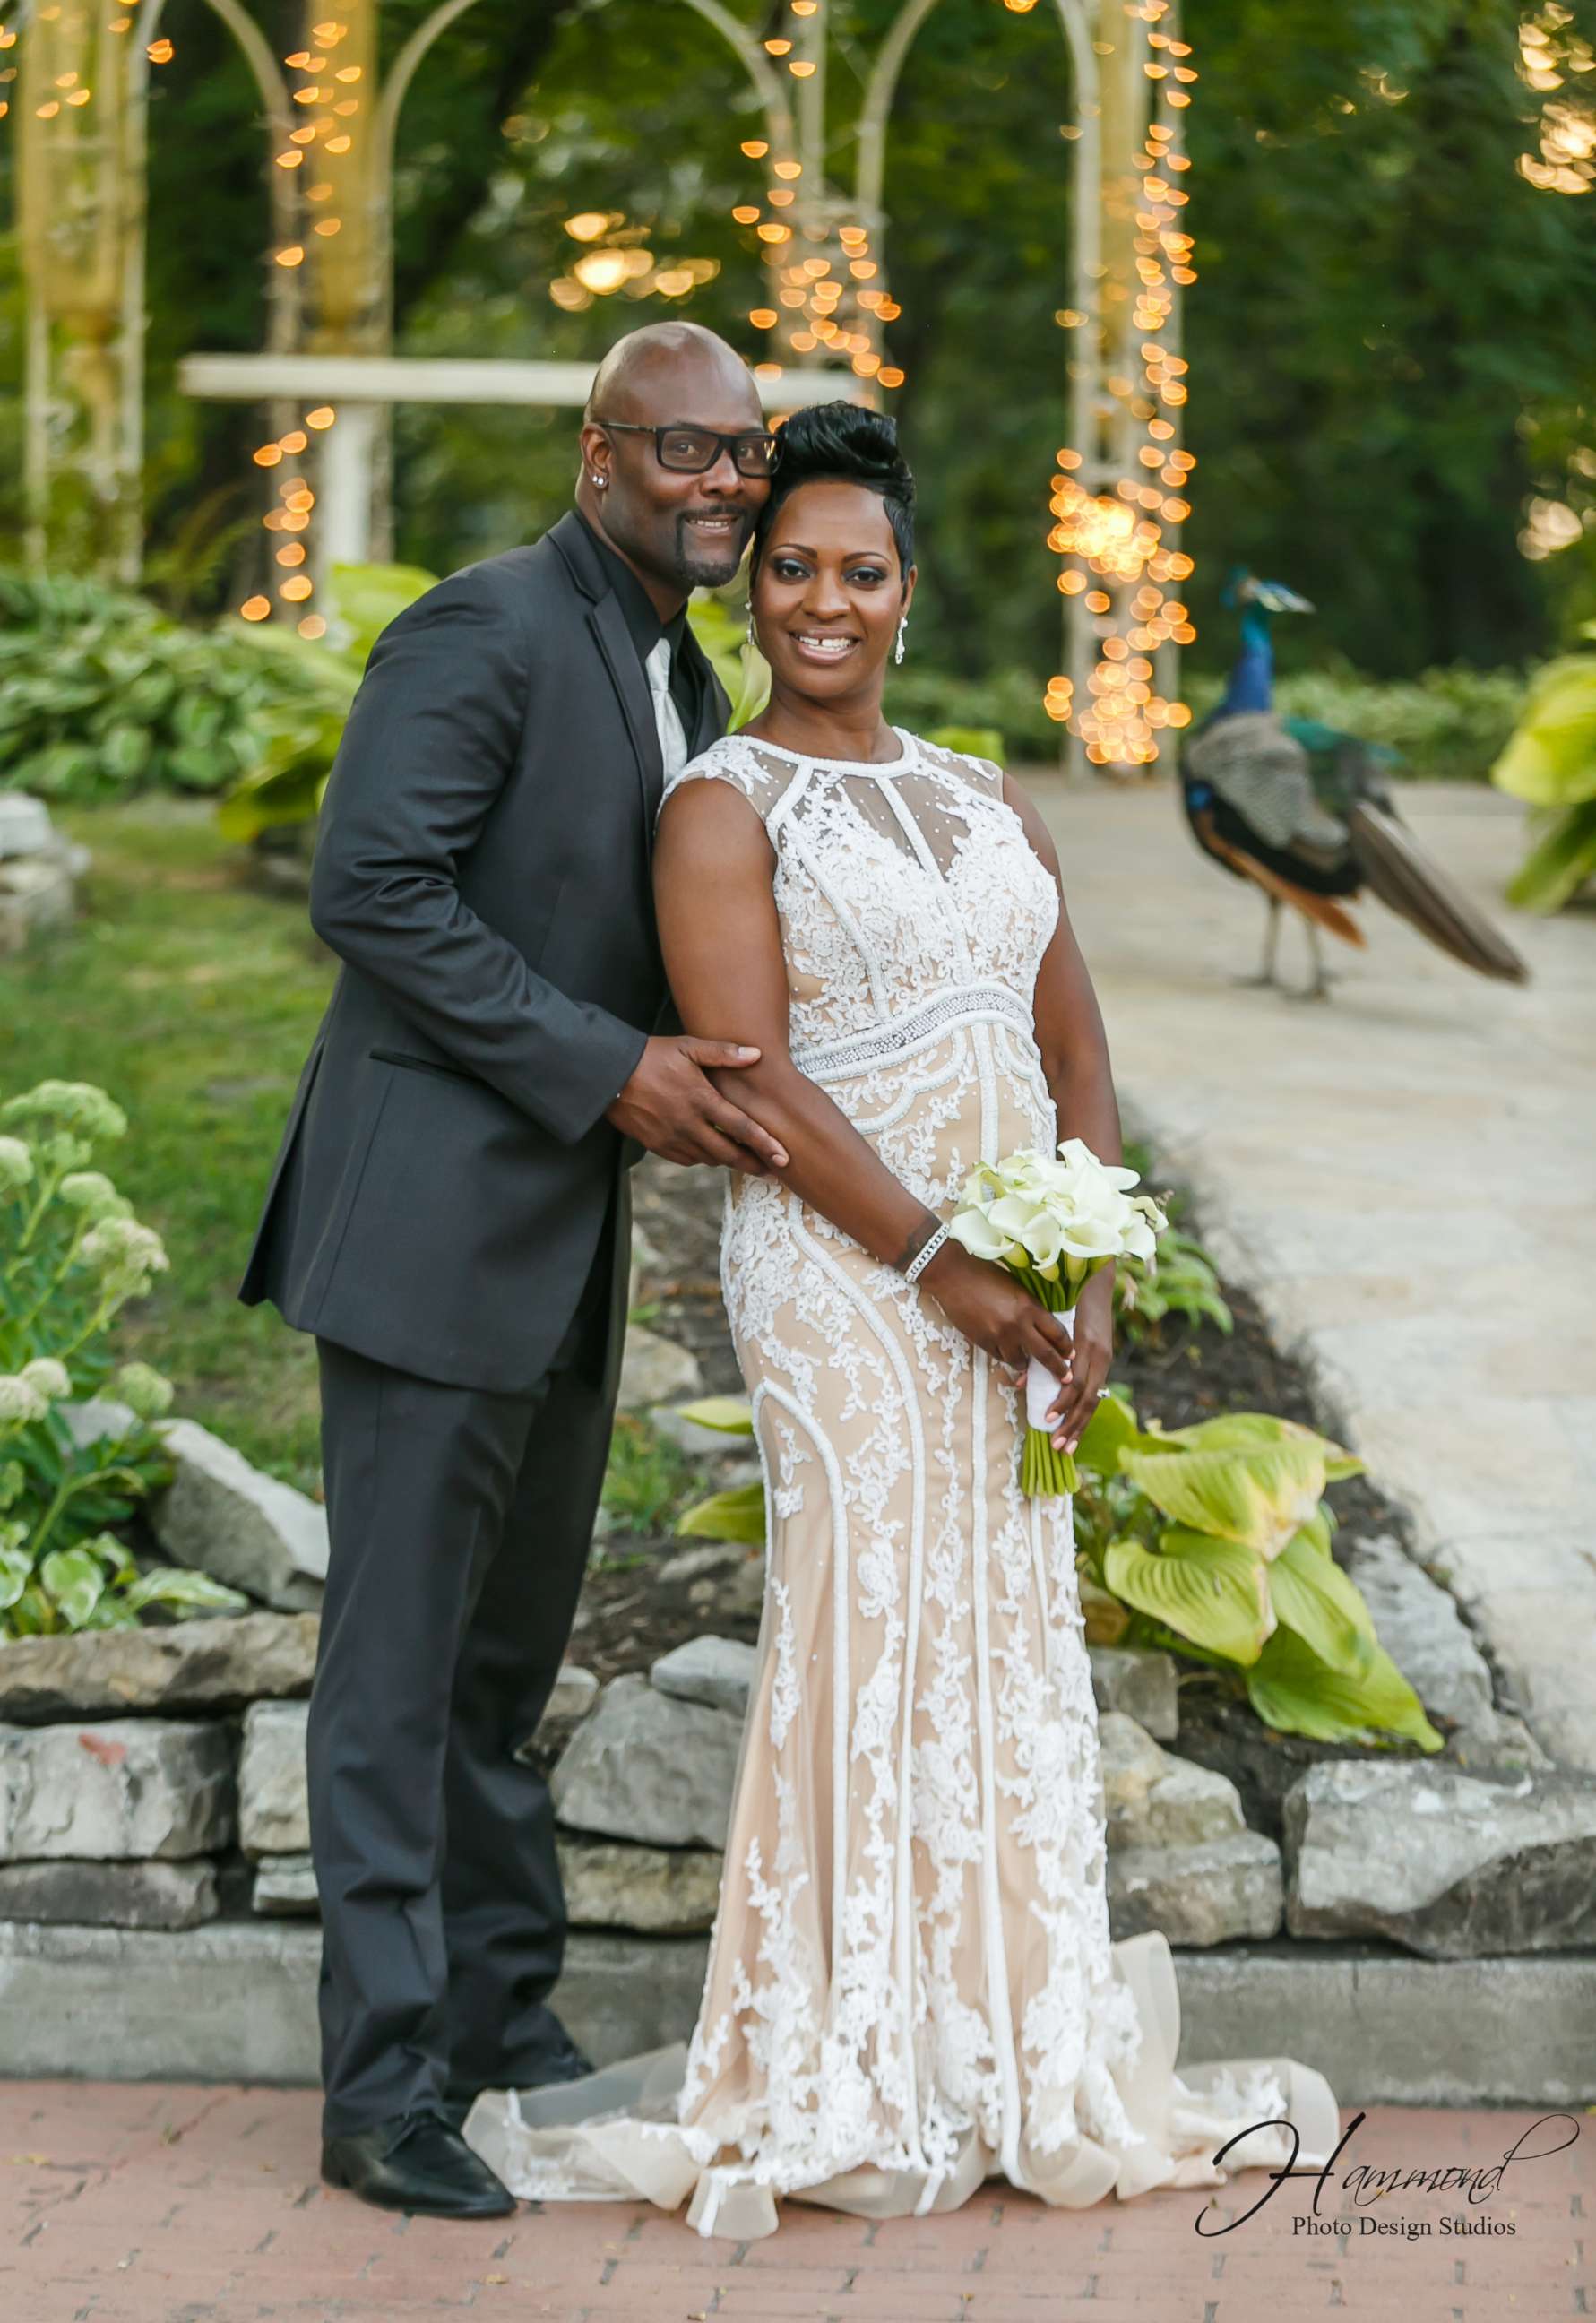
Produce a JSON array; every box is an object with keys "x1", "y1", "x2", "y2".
[{"x1": 593, "y1": 419, "x2": 777, "y2": 478}]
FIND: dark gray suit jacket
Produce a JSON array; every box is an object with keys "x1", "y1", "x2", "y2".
[{"x1": 236, "y1": 509, "x2": 730, "y2": 1394}]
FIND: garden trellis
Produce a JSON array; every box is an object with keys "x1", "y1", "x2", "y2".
[{"x1": 6, "y1": 0, "x2": 1194, "y2": 772}]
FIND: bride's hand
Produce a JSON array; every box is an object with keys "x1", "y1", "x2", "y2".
[
  {"x1": 918, "y1": 1242, "x2": 1076, "y2": 1380},
  {"x1": 1042, "y1": 1266, "x2": 1114, "y2": 1455}
]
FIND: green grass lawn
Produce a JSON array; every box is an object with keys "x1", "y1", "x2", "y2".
[{"x1": 1, "y1": 803, "x2": 333, "y2": 1493}]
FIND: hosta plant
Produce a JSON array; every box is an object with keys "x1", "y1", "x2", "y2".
[
  {"x1": 0, "y1": 1080, "x2": 247, "y2": 1638},
  {"x1": 672, "y1": 1384, "x2": 1440, "y2": 1753},
  {"x1": 1068, "y1": 1389, "x2": 1441, "y2": 1751}
]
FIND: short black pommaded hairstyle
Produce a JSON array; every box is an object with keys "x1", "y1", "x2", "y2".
[{"x1": 749, "y1": 400, "x2": 915, "y2": 582}]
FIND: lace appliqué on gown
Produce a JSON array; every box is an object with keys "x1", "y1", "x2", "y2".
[{"x1": 465, "y1": 728, "x2": 1340, "y2": 2237}]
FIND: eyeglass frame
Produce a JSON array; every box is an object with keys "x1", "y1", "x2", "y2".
[{"x1": 591, "y1": 418, "x2": 778, "y2": 478}]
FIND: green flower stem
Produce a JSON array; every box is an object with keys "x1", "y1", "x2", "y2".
[
  {"x1": 6, "y1": 1215, "x2": 95, "y2": 1348},
  {"x1": 1022, "y1": 1427, "x2": 1079, "y2": 1497},
  {"x1": 28, "y1": 1461, "x2": 146, "y2": 1561}
]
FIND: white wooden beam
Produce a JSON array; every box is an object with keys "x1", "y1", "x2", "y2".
[{"x1": 177, "y1": 353, "x2": 865, "y2": 410}]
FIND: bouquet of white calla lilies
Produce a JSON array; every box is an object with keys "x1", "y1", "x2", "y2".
[{"x1": 947, "y1": 1137, "x2": 1169, "y2": 1495}]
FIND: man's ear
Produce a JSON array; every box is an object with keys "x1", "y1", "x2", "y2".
[{"x1": 578, "y1": 421, "x2": 611, "y2": 488}]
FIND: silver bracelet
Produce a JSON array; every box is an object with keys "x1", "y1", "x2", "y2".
[{"x1": 903, "y1": 1221, "x2": 949, "y2": 1284}]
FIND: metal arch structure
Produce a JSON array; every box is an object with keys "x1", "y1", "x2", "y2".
[
  {"x1": 13, "y1": 0, "x2": 1189, "y2": 765},
  {"x1": 12, "y1": 0, "x2": 804, "y2": 573}
]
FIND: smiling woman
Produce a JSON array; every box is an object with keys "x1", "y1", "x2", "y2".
[{"x1": 466, "y1": 400, "x2": 1341, "y2": 2235}]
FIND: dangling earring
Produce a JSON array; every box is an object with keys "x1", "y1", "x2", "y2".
[
  {"x1": 746, "y1": 609, "x2": 756, "y2": 649},
  {"x1": 894, "y1": 612, "x2": 908, "y2": 665}
]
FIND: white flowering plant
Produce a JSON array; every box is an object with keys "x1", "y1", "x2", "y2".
[
  {"x1": 946, "y1": 1137, "x2": 1169, "y2": 1496},
  {"x1": 0, "y1": 1081, "x2": 247, "y2": 1637}
]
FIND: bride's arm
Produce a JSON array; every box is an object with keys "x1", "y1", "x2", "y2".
[
  {"x1": 653, "y1": 777, "x2": 1077, "y2": 1384},
  {"x1": 1003, "y1": 771, "x2": 1122, "y2": 1449}
]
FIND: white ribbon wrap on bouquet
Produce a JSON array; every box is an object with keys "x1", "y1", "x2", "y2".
[{"x1": 1024, "y1": 1302, "x2": 1076, "y2": 1432}]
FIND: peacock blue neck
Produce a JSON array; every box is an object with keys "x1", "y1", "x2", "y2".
[{"x1": 1217, "y1": 603, "x2": 1274, "y2": 718}]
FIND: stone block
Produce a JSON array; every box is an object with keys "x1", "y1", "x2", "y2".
[
  {"x1": 151, "y1": 1417, "x2": 327, "y2": 1613},
  {"x1": 1098, "y1": 1711, "x2": 1247, "y2": 1849},
  {"x1": 0, "y1": 1719, "x2": 234, "y2": 1861},
  {"x1": 617, "y1": 1326, "x2": 703, "y2": 1412},
  {"x1": 558, "y1": 1837, "x2": 723, "y2": 1934},
  {"x1": 513, "y1": 1662, "x2": 600, "y2": 1765},
  {"x1": 0, "y1": 1857, "x2": 217, "y2": 1930},
  {"x1": 1283, "y1": 1759, "x2": 1596, "y2": 1956},
  {"x1": 1108, "y1": 1830, "x2": 1283, "y2": 1946},
  {"x1": 238, "y1": 1700, "x2": 308, "y2": 1859},
  {"x1": 1088, "y1": 1645, "x2": 1179, "y2": 1740},
  {"x1": 650, "y1": 1634, "x2": 757, "y2": 1717},
  {"x1": 551, "y1": 1672, "x2": 743, "y2": 1849},
  {"x1": 3, "y1": 1921, "x2": 1592, "y2": 2104},
  {"x1": 0, "y1": 1611, "x2": 319, "y2": 1724},
  {"x1": 252, "y1": 1853, "x2": 318, "y2": 1915}
]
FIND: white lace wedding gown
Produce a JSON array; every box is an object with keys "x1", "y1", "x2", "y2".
[{"x1": 464, "y1": 726, "x2": 1340, "y2": 2237}]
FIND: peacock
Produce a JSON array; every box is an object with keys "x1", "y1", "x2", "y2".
[{"x1": 1178, "y1": 571, "x2": 1531, "y2": 998}]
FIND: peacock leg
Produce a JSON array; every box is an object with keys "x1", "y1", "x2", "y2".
[
  {"x1": 1232, "y1": 893, "x2": 1281, "y2": 987},
  {"x1": 1288, "y1": 920, "x2": 1337, "y2": 1001}
]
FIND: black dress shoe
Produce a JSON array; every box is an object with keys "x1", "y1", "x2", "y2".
[{"x1": 322, "y1": 2109, "x2": 517, "y2": 2217}]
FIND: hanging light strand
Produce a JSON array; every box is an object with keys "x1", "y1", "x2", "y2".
[{"x1": 1046, "y1": 0, "x2": 1195, "y2": 768}]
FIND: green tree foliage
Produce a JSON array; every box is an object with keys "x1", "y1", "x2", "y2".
[{"x1": 2, "y1": 0, "x2": 1588, "y2": 687}]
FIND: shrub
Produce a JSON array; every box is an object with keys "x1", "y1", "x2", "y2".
[
  {"x1": 0, "y1": 572, "x2": 332, "y2": 806},
  {"x1": 214, "y1": 564, "x2": 438, "y2": 844},
  {"x1": 1183, "y1": 661, "x2": 1528, "y2": 784},
  {"x1": 1488, "y1": 638, "x2": 1596, "y2": 911},
  {"x1": 0, "y1": 1079, "x2": 247, "y2": 1638}
]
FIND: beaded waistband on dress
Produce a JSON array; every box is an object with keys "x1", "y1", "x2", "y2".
[{"x1": 789, "y1": 980, "x2": 1036, "y2": 1081}]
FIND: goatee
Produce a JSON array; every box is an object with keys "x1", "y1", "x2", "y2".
[{"x1": 674, "y1": 511, "x2": 750, "y2": 591}]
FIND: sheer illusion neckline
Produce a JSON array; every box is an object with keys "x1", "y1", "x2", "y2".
[{"x1": 737, "y1": 724, "x2": 915, "y2": 774}]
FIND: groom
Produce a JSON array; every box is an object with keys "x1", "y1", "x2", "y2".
[{"x1": 237, "y1": 321, "x2": 784, "y2": 2218}]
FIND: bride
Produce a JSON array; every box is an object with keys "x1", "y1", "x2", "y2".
[{"x1": 464, "y1": 401, "x2": 1339, "y2": 2238}]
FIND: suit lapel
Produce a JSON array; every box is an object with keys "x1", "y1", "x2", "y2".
[{"x1": 587, "y1": 591, "x2": 664, "y2": 850}]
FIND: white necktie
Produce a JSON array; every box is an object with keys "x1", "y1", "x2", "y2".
[{"x1": 644, "y1": 635, "x2": 691, "y2": 782}]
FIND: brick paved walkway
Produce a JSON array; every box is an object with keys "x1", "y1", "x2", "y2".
[{"x1": 2, "y1": 2084, "x2": 1589, "y2": 2322}]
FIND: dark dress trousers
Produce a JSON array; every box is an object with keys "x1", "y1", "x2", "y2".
[{"x1": 237, "y1": 507, "x2": 729, "y2": 2137}]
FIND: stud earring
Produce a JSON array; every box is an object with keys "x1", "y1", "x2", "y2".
[
  {"x1": 894, "y1": 613, "x2": 908, "y2": 665},
  {"x1": 591, "y1": 472, "x2": 608, "y2": 489}
]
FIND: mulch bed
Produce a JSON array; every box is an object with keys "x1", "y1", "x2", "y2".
[{"x1": 566, "y1": 1149, "x2": 1415, "y2": 1689}]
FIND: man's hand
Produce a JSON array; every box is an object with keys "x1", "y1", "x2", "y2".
[{"x1": 606, "y1": 1037, "x2": 789, "y2": 1175}]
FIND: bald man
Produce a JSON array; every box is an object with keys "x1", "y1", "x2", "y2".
[{"x1": 238, "y1": 323, "x2": 784, "y2": 2217}]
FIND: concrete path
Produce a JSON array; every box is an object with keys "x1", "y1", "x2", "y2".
[
  {"x1": 1027, "y1": 771, "x2": 1596, "y2": 1773},
  {"x1": 2, "y1": 2080, "x2": 1588, "y2": 2321}
]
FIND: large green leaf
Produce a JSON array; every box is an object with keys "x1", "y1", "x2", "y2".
[
  {"x1": 1503, "y1": 797, "x2": 1596, "y2": 914},
  {"x1": 121, "y1": 1567, "x2": 250, "y2": 1617},
  {"x1": 328, "y1": 563, "x2": 440, "y2": 667},
  {"x1": 39, "y1": 1545, "x2": 107, "y2": 1628},
  {"x1": 672, "y1": 1396, "x2": 756, "y2": 1437},
  {"x1": 675, "y1": 1482, "x2": 766, "y2": 1545},
  {"x1": 1104, "y1": 1527, "x2": 1274, "y2": 1664},
  {"x1": 1244, "y1": 1626, "x2": 1443, "y2": 1750},
  {"x1": 1120, "y1": 1435, "x2": 1329, "y2": 1559},
  {"x1": 1490, "y1": 655, "x2": 1596, "y2": 807},
  {"x1": 1153, "y1": 1410, "x2": 1363, "y2": 1478},
  {"x1": 0, "y1": 1539, "x2": 34, "y2": 1611},
  {"x1": 1074, "y1": 1388, "x2": 1170, "y2": 1476},
  {"x1": 1266, "y1": 1526, "x2": 1376, "y2": 1677}
]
